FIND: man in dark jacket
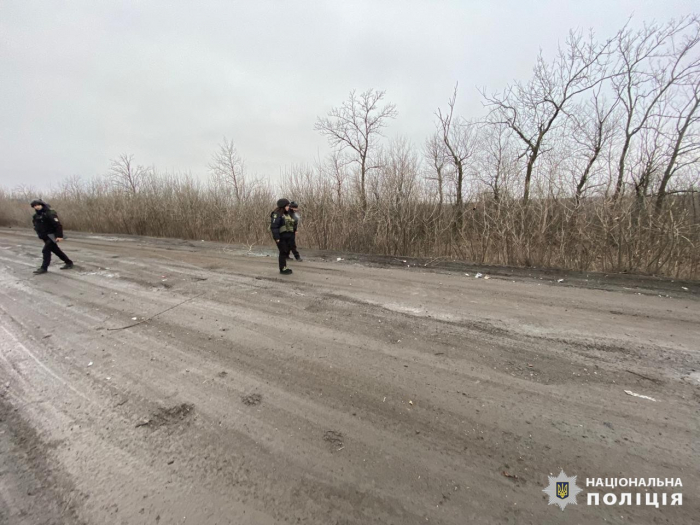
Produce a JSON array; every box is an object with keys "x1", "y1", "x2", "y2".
[
  {"x1": 30, "y1": 199, "x2": 73, "y2": 274},
  {"x1": 288, "y1": 201, "x2": 303, "y2": 262},
  {"x1": 270, "y1": 198, "x2": 295, "y2": 275}
]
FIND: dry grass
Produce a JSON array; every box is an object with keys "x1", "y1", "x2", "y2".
[{"x1": 2, "y1": 170, "x2": 697, "y2": 279}]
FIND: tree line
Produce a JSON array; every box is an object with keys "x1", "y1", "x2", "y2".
[{"x1": 1, "y1": 16, "x2": 698, "y2": 278}]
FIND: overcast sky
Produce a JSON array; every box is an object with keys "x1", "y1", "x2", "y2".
[{"x1": 1, "y1": 0, "x2": 697, "y2": 189}]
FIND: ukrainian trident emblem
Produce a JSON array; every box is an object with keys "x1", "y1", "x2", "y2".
[
  {"x1": 556, "y1": 481, "x2": 569, "y2": 499},
  {"x1": 543, "y1": 471, "x2": 583, "y2": 510}
]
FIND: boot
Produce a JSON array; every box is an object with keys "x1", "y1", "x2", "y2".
[
  {"x1": 60, "y1": 262, "x2": 74, "y2": 270},
  {"x1": 33, "y1": 268, "x2": 48, "y2": 274},
  {"x1": 280, "y1": 268, "x2": 293, "y2": 275}
]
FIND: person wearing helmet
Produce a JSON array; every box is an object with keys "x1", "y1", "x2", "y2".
[
  {"x1": 288, "y1": 201, "x2": 303, "y2": 262},
  {"x1": 270, "y1": 198, "x2": 296, "y2": 275},
  {"x1": 30, "y1": 199, "x2": 74, "y2": 274}
]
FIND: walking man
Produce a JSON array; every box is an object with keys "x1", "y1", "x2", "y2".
[{"x1": 30, "y1": 199, "x2": 74, "y2": 274}]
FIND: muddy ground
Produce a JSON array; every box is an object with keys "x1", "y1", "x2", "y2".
[{"x1": 0, "y1": 227, "x2": 698, "y2": 525}]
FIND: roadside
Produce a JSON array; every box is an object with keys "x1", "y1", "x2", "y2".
[{"x1": 0, "y1": 227, "x2": 698, "y2": 524}]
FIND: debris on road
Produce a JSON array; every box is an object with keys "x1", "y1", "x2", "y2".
[
  {"x1": 136, "y1": 403, "x2": 195, "y2": 429},
  {"x1": 624, "y1": 390, "x2": 657, "y2": 402},
  {"x1": 323, "y1": 430, "x2": 343, "y2": 449},
  {"x1": 475, "y1": 273, "x2": 483, "y2": 278},
  {"x1": 241, "y1": 393, "x2": 262, "y2": 406},
  {"x1": 557, "y1": 279, "x2": 564, "y2": 283}
]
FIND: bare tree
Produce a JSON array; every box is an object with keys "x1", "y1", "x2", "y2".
[
  {"x1": 436, "y1": 85, "x2": 478, "y2": 215},
  {"x1": 109, "y1": 154, "x2": 148, "y2": 195},
  {"x1": 424, "y1": 131, "x2": 447, "y2": 207},
  {"x1": 314, "y1": 89, "x2": 397, "y2": 212},
  {"x1": 629, "y1": 114, "x2": 668, "y2": 201},
  {"x1": 12, "y1": 184, "x2": 39, "y2": 201},
  {"x1": 474, "y1": 125, "x2": 518, "y2": 203},
  {"x1": 484, "y1": 30, "x2": 613, "y2": 203},
  {"x1": 375, "y1": 138, "x2": 421, "y2": 254},
  {"x1": 611, "y1": 16, "x2": 700, "y2": 201},
  {"x1": 209, "y1": 138, "x2": 246, "y2": 203},
  {"x1": 327, "y1": 150, "x2": 350, "y2": 206},
  {"x1": 567, "y1": 88, "x2": 620, "y2": 204},
  {"x1": 656, "y1": 76, "x2": 700, "y2": 212}
]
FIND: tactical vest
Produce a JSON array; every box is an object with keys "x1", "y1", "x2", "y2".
[
  {"x1": 279, "y1": 213, "x2": 296, "y2": 233},
  {"x1": 269, "y1": 211, "x2": 296, "y2": 234}
]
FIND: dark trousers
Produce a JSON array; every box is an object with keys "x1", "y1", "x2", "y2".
[
  {"x1": 289, "y1": 233, "x2": 300, "y2": 259},
  {"x1": 42, "y1": 239, "x2": 71, "y2": 269},
  {"x1": 276, "y1": 233, "x2": 294, "y2": 270}
]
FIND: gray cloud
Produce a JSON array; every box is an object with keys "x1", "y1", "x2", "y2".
[{"x1": 1, "y1": 0, "x2": 696, "y2": 188}]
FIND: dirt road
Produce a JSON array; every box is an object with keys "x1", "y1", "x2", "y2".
[{"x1": 0, "y1": 228, "x2": 698, "y2": 524}]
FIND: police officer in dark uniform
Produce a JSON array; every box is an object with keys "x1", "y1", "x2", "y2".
[
  {"x1": 270, "y1": 198, "x2": 296, "y2": 275},
  {"x1": 30, "y1": 199, "x2": 74, "y2": 274}
]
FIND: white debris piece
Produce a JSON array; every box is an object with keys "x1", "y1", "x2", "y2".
[
  {"x1": 475, "y1": 273, "x2": 483, "y2": 279},
  {"x1": 624, "y1": 390, "x2": 657, "y2": 402}
]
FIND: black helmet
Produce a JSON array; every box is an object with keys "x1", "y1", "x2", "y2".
[
  {"x1": 277, "y1": 198, "x2": 290, "y2": 208},
  {"x1": 30, "y1": 199, "x2": 47, "y2": 208},
  {"x1": 289, "y1": 201, "x2": 299, "y2": 208}
]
